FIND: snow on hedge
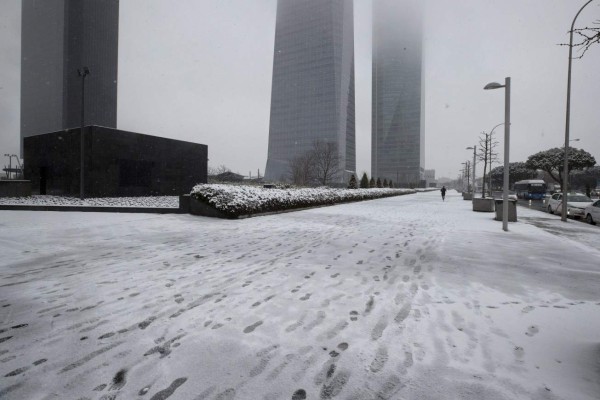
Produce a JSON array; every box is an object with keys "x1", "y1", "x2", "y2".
[{"x1": 190, "y1": 184, "x2": 416, "y2": 217}]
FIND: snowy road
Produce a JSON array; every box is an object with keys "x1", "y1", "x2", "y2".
[{"x1": 1, "y1": 190, "x2": 599, "y2": 400}]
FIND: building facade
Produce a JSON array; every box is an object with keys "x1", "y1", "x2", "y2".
[
  {"x1": 424, "y1": 169, "x2": 437, "y2": 188},
  {"x1": 24, "y1": 126, "x2": 208, "y2": 197},
  {"x1": 265, "y1": 0, "x2": 356, "y2": 183},
  {"x1": 21, "y1": 0, "x2": 119, "y2": 153},
  {"x1": 372, "y1": 0, "x2": 425, "y2": 187}
]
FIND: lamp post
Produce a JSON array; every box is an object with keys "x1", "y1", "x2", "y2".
[
  {"x1": 466, "y1": 146, "x2": 476, "y2": 195},
  {"x1": 484, "y1": 77, "x2": 511, "y2": 232},
  {"x1": 78, "y1": 67, "x2": 90, "y2": 200},
  {"x1": 563, "y1": 0, "x2": 594, "y2": 221}
]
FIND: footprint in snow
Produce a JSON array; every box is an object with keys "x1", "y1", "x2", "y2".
[
  {"x1": 525, "y1": 325, "x2": 539, "y2": 337},
  {"x1": 292, "y1": 389, "x2": 307, "y2": 400},
  {"x1": 513, "y1": 346, "x2": 525, "y2": 358},
  {"x1": 243, "y1": 321, "x2": 263, "y2": 333}
]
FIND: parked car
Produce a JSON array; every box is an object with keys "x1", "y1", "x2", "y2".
[
  {"x1": 584, "y1": 200, "x2": 600, "y2": 225},
  {"x1": 547, "y1": 193, "x2": 593, "y2": 219}
]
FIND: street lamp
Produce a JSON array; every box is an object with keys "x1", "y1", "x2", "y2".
[
  {"x1": 78, "y1": 67, "x2": 90, "y2": 200},
  {"x1": 563, "y1": 0, "x2": 594, "y2": 221},
  {"x1": 484, "y1": 78, "x2": 511, "y2": 232},
  {"x1": 466, "y1": 146, "x2": 476, "y2": 195}
]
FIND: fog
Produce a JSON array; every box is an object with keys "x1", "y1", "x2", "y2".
[{"x1": 1, "y1": 0, "x2": 599, "y2": 180}]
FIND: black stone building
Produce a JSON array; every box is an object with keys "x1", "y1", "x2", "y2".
[{"x1": 24, "y1": 126, "x2": 207, "y2": 197}]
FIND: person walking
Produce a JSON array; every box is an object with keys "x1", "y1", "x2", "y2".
[{"x1": 441, "y1": 186, "x2": 447, "y2": 201}]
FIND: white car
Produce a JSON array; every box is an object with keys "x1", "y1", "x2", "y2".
[
  {"x1": 547, "y1": 193, "x2": 593, "y2": 219},
  {"x1": 584, "y1": 200, "x2": 600, "y2": 225}
]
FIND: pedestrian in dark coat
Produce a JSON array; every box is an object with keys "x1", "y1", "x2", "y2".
[{"x1": 441, "y1": 186, "x2": 447, "y2": 201}]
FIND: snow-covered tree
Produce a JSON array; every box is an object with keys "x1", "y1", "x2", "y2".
[
  {"x1": 369, "y1": 177, "x2": 375, "y2": 188},
  {"x1": 376, "y1": 178, "x2": 382, "y2": 188},
  {"x1": 526, "y1": 147, "x2": 596, "y2": 190},
  {"x1": 490, "y1": 162, "x2": 537, "y2": 189}
]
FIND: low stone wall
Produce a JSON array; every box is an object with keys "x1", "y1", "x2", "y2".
[
  {"x1": 189, "y1": 197, "x2": 234, "y2": 219},
  {"x1": 0, "y1": 204, "x2": 182, "y2": 214},
  {"x1": 0, "y1": 180, "x2": 31, "y2": 197}
]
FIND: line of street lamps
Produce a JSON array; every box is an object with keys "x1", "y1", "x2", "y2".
[{"x1": 472, "y1": 1, "x2": 594, "y2": 231}]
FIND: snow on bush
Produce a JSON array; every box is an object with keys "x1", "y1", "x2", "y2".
[{"x1": 190, "y1": 184, "x2": 416, "y2": 217}]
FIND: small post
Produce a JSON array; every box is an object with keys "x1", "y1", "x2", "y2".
[{"x1": 78, "y1": 67, "x2": 90, "y2": 200}]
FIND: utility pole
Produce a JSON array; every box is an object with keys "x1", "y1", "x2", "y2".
[{"x1": 78, "y1": 67, "x2": 90, "y2": 200}]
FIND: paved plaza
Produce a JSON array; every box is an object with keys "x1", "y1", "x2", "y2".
[{"x1": 1, "y1": 190, "x2": 599, "y2": 400}]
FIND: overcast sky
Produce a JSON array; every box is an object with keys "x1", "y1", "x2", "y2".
[{"x1": 1, "y1": 0, "x2": 599, "y2": 180}]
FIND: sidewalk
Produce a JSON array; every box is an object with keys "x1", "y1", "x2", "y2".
[{"x1": 1, "y1": 190, "x2": 599, "y2": 399}]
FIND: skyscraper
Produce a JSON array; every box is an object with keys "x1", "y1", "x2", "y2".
[
  {"x1": 265, "y1": 0, "x2": 356, "y2": 183},
  {"x1": 21, "y1": 0, "x2": 119, "y2": 152},
  {"x1": 372, "y1": 0, "x2": 424, "y2": 187}
]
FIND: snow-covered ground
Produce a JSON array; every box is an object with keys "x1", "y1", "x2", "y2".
[
  {"x1": 0, "y1": 195, "x2": 179, "y2": 208},
  {"x1": 1, "y1": 190, "x2": 599, "y2": 400}
]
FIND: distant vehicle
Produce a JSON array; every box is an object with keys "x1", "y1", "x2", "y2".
[
  {"x1": 514, "y1": 179, "x2": 547, "y2": 200},
  {"x1": 584, "y1": 200, "x2": 600, "y2": 225},
  {"x1": 547, "y1": 193, "x2": 593, "y2": 219}
]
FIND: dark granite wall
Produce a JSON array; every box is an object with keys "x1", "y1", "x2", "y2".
[{"x1": 24, "y1": 126, "x2": 207, "y2": 197}]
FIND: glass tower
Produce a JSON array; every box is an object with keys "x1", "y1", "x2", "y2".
[
  {"x1": 21, "y1": 0, "x2": 119, "y2": 152},
  {"x1": 372, "y1": 0, "x2": 424, "y2": 187},
  {"x1": 265, "y1": 0, "x2": 356, "y2": 183}
]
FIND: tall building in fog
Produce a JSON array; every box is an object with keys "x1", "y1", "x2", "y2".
[
  {"x1": 265, "y1": 0, "x2": 356, "y2": 183},
  {"x1": 372, "y1": 0, "x2": 424, "y2": 186},
  {"x1": 21, "y1": 0, "x2": 119, "y2": 152}
]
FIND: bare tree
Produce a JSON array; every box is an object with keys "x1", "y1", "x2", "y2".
[
  {"x1": 561, "y1": 20, "x2": 600, "y2": 58},
  {"x1": 477, "y1": 132, "x2": 498, "y2": 198},
  {"x1": 311, "y1": 140, "x2": 341, "y2": 186},
  {"x1": 208, "y1": 164, "x2": 230, "y2": 176},
  {"x1": 288, "y1": 152, "x2": 314, "y2": 186},
  {"x1": 486, "y1": 133, "x2": 500, "y2": 196}
]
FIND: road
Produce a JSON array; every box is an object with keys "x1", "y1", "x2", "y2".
[{"x1": 516, "y1": 197, "x2": 599, "y2": 225}]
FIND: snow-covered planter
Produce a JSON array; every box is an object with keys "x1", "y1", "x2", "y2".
[
  {"x1": 190, "y1": 184, "x2": 416, "y2": 218},
  {"x1": 472, "y1": 197, "x2": 495, "y2": 212}
]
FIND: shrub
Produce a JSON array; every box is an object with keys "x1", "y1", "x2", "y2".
[
  {"x1": 360, "y1": 173, "x2": 369, "y2": 188},
  {"x1": 190, "y1": 184, "x2": 415, "y2": 218},
  {"x1": 348, "y1": 174, "x2": 357, "y2": 189}
]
